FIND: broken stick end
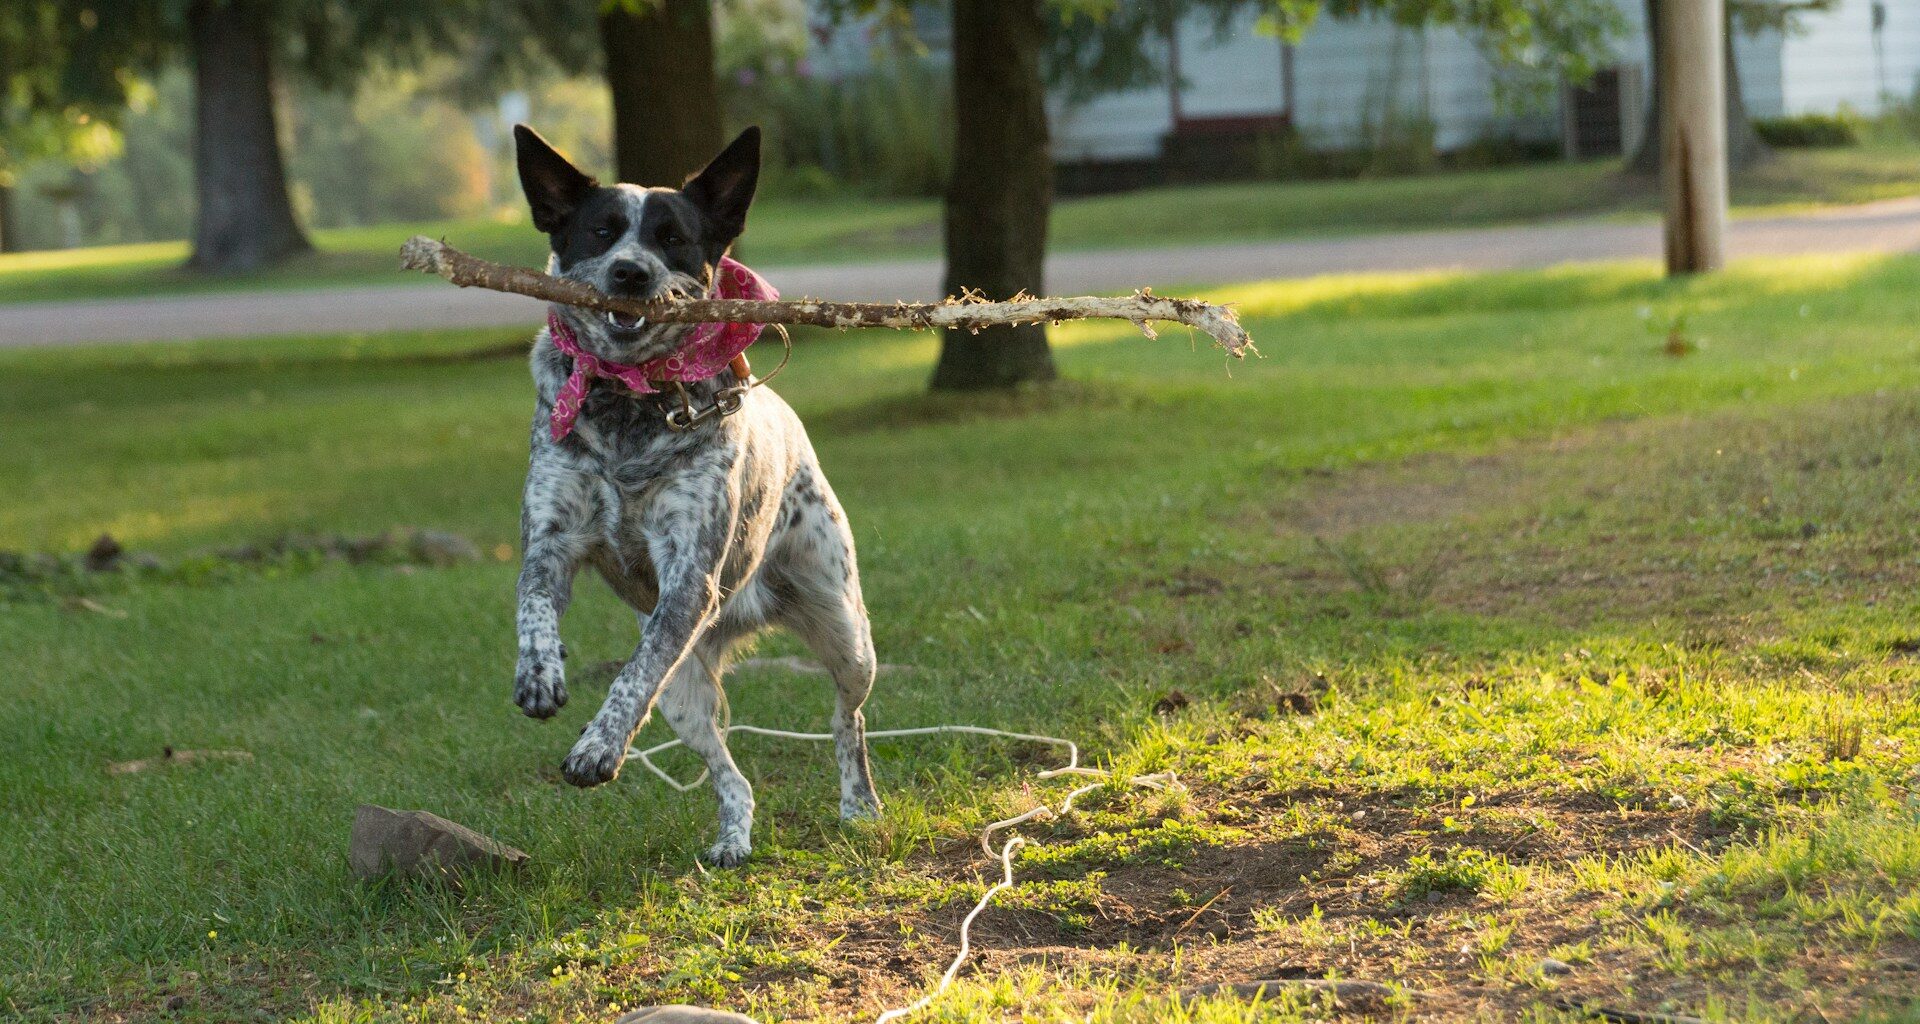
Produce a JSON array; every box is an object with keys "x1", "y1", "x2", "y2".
[{"x1": 398, "y1": 235, "x2": 444, "y2": 274}]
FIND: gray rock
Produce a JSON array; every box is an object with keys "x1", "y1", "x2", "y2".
[
  {"x1": 614, "y1": 1007, "x2": 760, "y2": 1024},
  {"x1": 406, "y1": 530, "x2": 481, "y2": 567},
  {"x1": 349, "y1": 804, "x2": 528, "y2": 881},
  {"x1": 1539, "y1": 958, "x2": 1574, "y2": 976}
]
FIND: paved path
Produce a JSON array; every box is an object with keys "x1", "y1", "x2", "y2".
[{"x1": 7, "y1": 197, "x2": 1920, "y2": 347}]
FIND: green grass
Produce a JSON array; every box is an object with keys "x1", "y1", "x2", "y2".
[
  {"x1": 6, "y1": 142, "x2": 1920, "y2": 306},
  {"x1": 7, "y1": 251, "x2": 1920, "y2": 1022}
]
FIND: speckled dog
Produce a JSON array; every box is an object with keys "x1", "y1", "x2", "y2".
[{"x1": 508, "y1": 124, "x2": 880, "y2": 866}]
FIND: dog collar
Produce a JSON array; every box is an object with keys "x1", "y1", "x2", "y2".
[{"x1": 547, "y1": 257, "x2": 777, "y2": 441}]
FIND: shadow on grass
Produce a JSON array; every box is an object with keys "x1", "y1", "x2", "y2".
[{"x1": 807, "y1": 378, "x2": 1165, "y2": 434}]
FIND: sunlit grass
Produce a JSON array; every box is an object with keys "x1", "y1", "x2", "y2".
[{"x1": 5, "y1": 253, "x2": 1920, "y2": 1021}]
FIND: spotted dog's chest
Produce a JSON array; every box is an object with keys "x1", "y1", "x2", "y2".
[{"x1": 555, "y1": 399, "x2": 737, "y2": 551}]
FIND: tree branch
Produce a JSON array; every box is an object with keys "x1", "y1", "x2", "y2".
[{"x1": 397, "y1": 235, "x2": 1254, "y2": 357}]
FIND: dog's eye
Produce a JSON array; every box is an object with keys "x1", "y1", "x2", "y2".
[
  {"x1": 593, "y1": 226, "x2": 612, "y2": 239},
  {"x1": 657, "y1": 224, "x2": 683, "y2": 246}
]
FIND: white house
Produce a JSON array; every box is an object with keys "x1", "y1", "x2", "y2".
[{"x1": 807, "y1": 0, "x2": 1920, "y2": 175}]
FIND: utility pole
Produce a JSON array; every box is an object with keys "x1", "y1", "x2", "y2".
[{"x1": 1657, "y1": 0, "x2": 1728, "y2": 275}]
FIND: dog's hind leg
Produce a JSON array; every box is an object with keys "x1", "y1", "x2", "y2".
[
  {"x1": 658, "y1": 636, "x2": 757, "y2": 867},
  {"x1": 783, "y1": 581, "x2": 882, "y2": 822}
]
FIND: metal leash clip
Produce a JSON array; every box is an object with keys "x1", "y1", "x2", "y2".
[{"x1": 662, "y1": 324, "x2": 792, "y2": 432}]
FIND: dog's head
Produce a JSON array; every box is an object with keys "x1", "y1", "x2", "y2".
[{"x1": 514, "y1": 124, "x2": 760, "y2": 364}]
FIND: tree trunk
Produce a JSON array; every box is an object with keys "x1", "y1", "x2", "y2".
[
  {"x1": 0, "y1": 183, "x2": 17, "y2": 254},
  {"x1": 186, "y1": 0, "x2": 310, "y2": 272},
  {"x1": 1659, "y1": 0, "x2": 1728, "y2": 275},
  {"x1": 930, "y1": 0, "x2": 1056, "y2": 391},
  {"x1": 600, "y1": 0, "x2": 723, "y2": 186},
  {"x1": 1627, "y1": 0, "x2": 1770, "y2": 175}
]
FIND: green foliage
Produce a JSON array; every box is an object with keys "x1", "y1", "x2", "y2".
[
  {"x1": 1021, "y1": 817, "x2": 1248, "y2": 872},
  {"x1": 287, "y1": 67, "x2": 493, "y2": 228},
  {"x1": 1388, "y1": 847, "x2": 1521, "y2": 901},
  {"x1": 1728, "y1": 0, "x2": 1840, "y2": 35},
  {"x1": 729, "y1": 54, "x2": 953, "y2": 197},
  {"x1": 1754, "y1": 112, "x2": 1864, "y2": 150},
  {"x1": 0, "y1": 1, "x2": 163, "y2": 186}
]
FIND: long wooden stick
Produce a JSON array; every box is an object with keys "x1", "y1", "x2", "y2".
[{"x1": 398, "y1": 236, "x2": 1253, "y2": 357}]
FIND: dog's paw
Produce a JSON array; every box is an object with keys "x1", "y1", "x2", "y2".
[
  {"x1": 840, "y1": 793, "x2": 883, "y2": 822},
  {"x1": 561, "y1": 729, "x2": 624, "y2": 787},
  {"x1": 514, "y1": 643, "x2": 568, "y2": 719},
  {"x1": 702, "y1": 836, "x2": 752, "y2": 868}
]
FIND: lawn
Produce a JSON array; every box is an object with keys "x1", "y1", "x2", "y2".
[
  {"x1": 5, "y1": 141, "x2": 1920, "y2": 306},
  {"x1": 5, "y1": 251, "x2": 1920, "y2": 1023}
]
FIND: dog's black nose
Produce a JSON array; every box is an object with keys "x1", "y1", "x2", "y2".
[{"x1": 609, "y1": 260, "x2": 652, "y2": 290}]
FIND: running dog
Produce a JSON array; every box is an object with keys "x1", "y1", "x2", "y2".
[{"x1": 509, "y1": 123, "x2": 880, "y2": 866}]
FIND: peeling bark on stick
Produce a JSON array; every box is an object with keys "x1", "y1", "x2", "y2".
[{"x1": 398, "y1": 236, "x2": 1254, "y2": 357}]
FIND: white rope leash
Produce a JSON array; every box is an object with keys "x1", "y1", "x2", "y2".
[{"x1": 626, "y1": 724, "x2": 1182, "y2": 1024}]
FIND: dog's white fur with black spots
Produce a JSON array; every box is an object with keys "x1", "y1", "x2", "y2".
[{"x1": 508, "y1": 124, "x2": 880, "y2": 867}]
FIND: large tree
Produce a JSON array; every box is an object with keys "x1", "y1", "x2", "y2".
[
  {"x1": 182, "y1": 0, "x2": 309, "y2": 270},
  {"x1": 179, "y1": 0, "x2": 496, "y2": 270},
  {"x1": 49, "y1": 0, "x2": 487, "y2": 271},
  {"x1": 1624, "y1": 0, "x2": 1833, "y2": 175},
  {"x1": 600, "y1": 0, "x2": 724, "y2": 185},
  {"x1": 929, "y1": 0, "x2": 1056, "y2": 389},
  {"x1": 500, "y1": 0, "x2": 727, "y2": 187}
]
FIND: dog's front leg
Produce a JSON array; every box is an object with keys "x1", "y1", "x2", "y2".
[
  {"x1": 562, "y1": 472, "x2": 736, "y2": 788},
  {"x1": 515, "y1": 461, "x2": 599, "y2": 719}
]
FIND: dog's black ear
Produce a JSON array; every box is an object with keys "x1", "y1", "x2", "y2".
[
  {"x1": 683, "y1": 126, "x2": 761, "y2": 243},
  {"x1": 515, "y1": 124, "x2": 597, "y2": 234}
]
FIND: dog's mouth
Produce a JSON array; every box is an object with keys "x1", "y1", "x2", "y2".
[{"x1": 604, "y1": 309, "x2": 647, "y2": 334}]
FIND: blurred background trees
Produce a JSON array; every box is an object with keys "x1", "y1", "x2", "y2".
[
  {"x1": 6, "y1": 0, "x2": 1919, "y2": 388},
  {"x1": 0, "y1": 1, "x2": 162, "y2": 252}
]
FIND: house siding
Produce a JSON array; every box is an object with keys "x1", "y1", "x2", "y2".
[
  {"x1": 1779, "y1": 0, "x2": 1920, "y2": 115},
  {"x1": 806, "y1": 0, "x2": 1916, "y2": 172}
]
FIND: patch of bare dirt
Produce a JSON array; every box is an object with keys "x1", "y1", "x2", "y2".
[
  {"x1": 106, "y1": 747, "x2": 254, "y2": 776},
  {"x1": 736, "y1": 778, "x2": 1754, "y2": 1022}
]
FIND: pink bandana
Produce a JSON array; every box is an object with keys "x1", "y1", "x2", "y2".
[{"x1": 546, "y1": 256, "x2": 777, "y2": 441}]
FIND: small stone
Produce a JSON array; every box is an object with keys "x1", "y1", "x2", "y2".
[
  {"x1": 613, "y1": 1007, "x2": 761, "y2": 1024},
  {"x1": 349, "y1": 804, "x2": 528, "y2": 882},
  {"x1": 1539, "y1": 958, "x2": 1574, "y2": 976},
  {"x1": 84, "y1": 533, "x2": 124, "y2": 572},
  {"x1": 164, "y1": 994, "x2": 187, "y2": 1012},
  {"x1": 406, "y1": 530, "x2": 481, "y2": 567}
]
